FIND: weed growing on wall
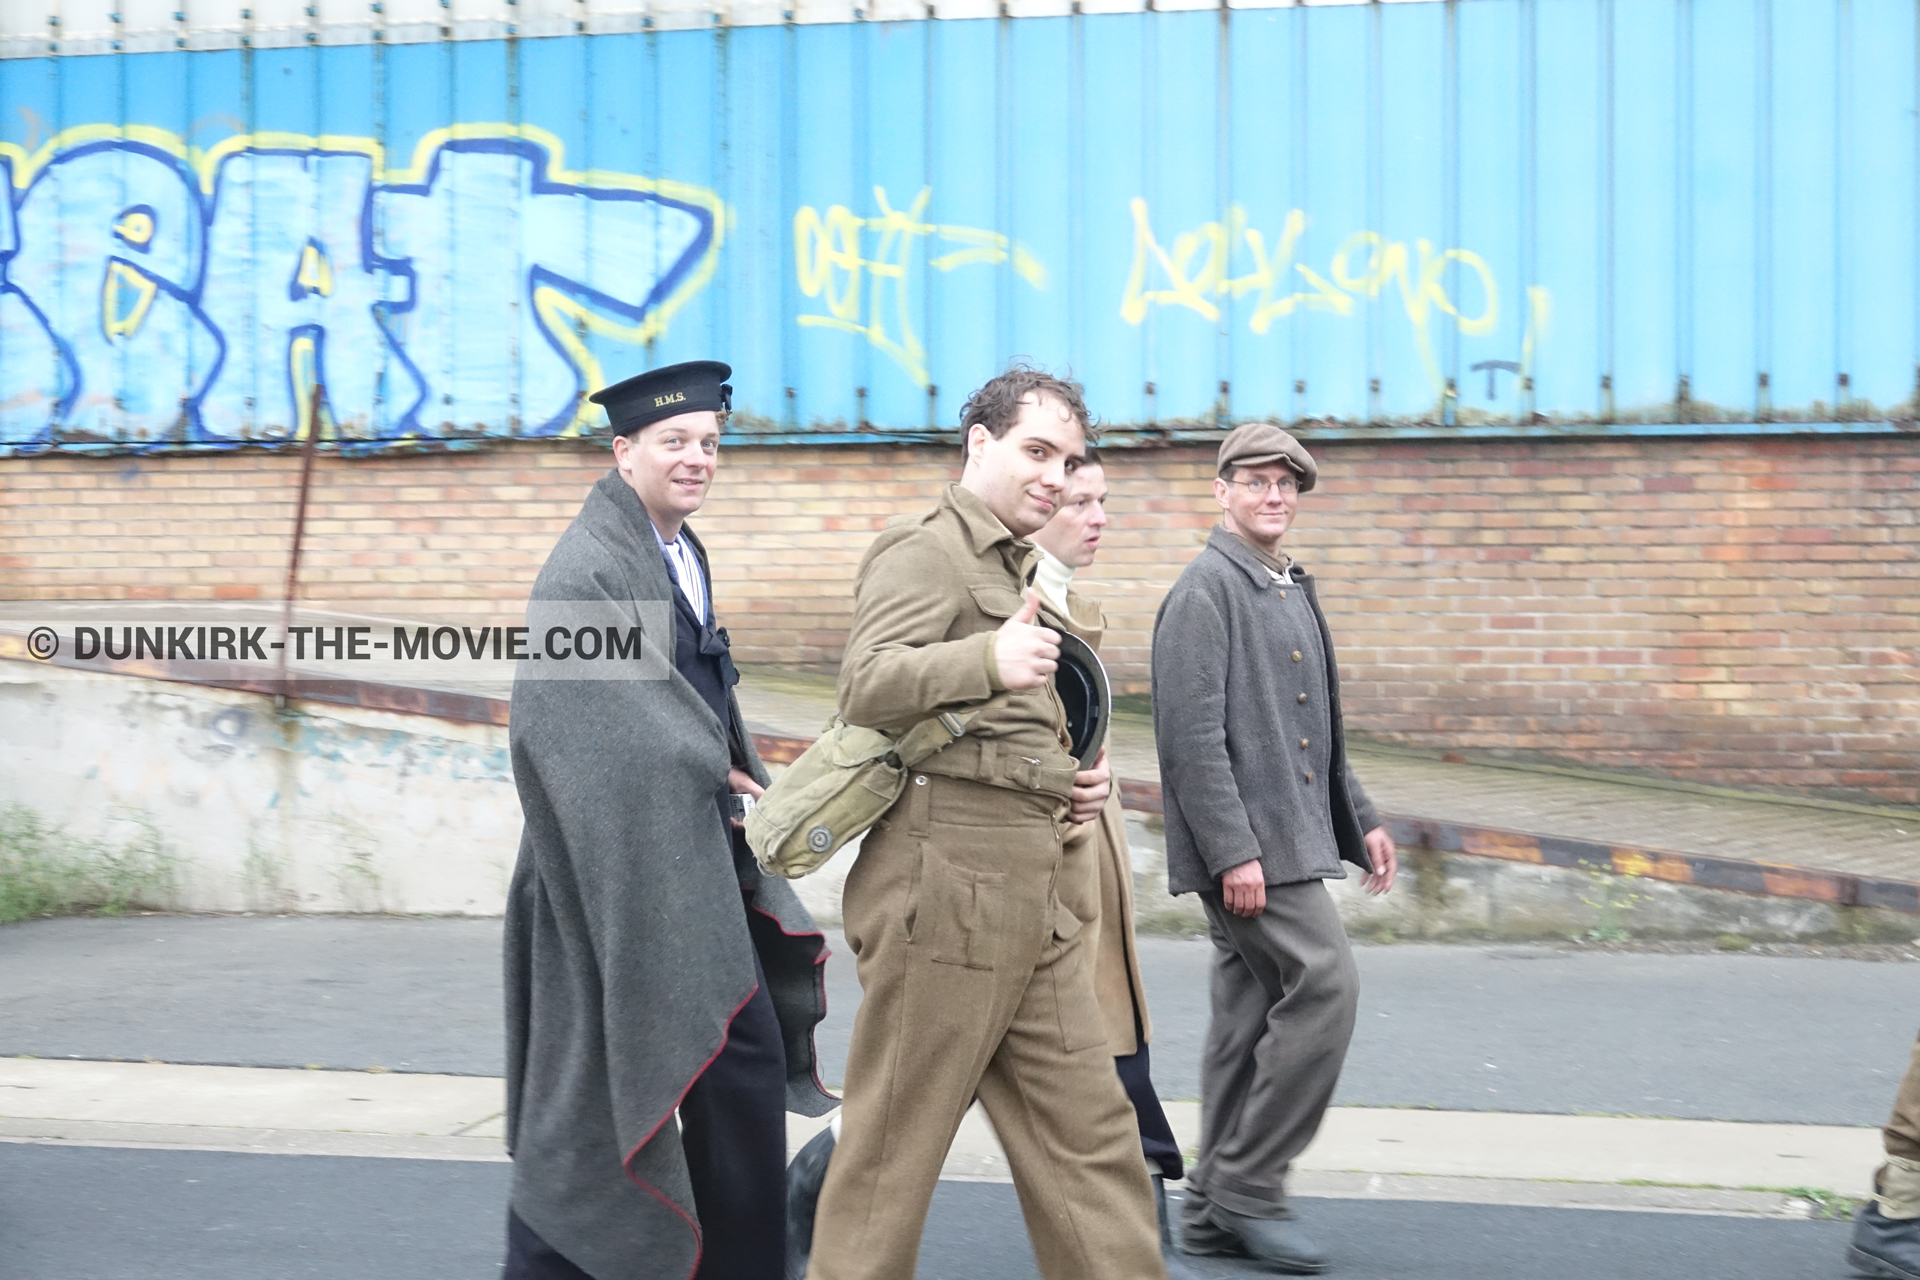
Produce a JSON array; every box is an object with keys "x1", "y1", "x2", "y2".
[
  {"x1": 1578, "y1": 867, "x2": 1654, "y2": 944},
  {"x1": 0, "y1": 805, "x2": 181, "y2": 924}
]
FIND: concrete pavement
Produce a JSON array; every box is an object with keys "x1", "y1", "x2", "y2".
[
  {"x1": 0, "y1": 912, "x2": 1899, "y2": 1276},
  {"x1": 7, "y1": 915, "x2": 1914, "y2": 1125},
  {"x1": 0, "y1": 1057, "x2": 1880, "y2": 1203},
  {"x1": 0, "y1": 915, "x2": 505, "y2": 1075},
  {"x1": 2, "y1": 915, "x2": 1899, "y2": 1204}
]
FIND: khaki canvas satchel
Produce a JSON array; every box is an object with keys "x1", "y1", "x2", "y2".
[{"x1": 746, "y1": 710, "x2": 974, "y2": 879}]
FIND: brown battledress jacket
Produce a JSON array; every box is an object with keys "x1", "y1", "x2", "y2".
[{"x1": 837, "y1": 484, "x2": 1081, "y2": 800}]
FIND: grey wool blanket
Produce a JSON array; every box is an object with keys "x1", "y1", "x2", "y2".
[{"x1": 504, "y1": 471, "x2": 836, "y2": 1280}]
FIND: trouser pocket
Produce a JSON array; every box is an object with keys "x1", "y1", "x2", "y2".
[
  {"x1": 1043, "y1": 902, "x2": 1111, "y2": 1052},
  {"x1": 914, "y1": 844, "x2": 1006, "y2": 971}
]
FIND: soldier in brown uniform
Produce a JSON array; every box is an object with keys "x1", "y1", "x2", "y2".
[
  {"x1": 1851, "y1": 1028, "x2": 1920, "y2": 1279},
  {"x1": 805, "y1": 367, "x2": 1165, "y2": 1280},
  {"x1": 1029, "y1": 454, "x2": 1199, "y2": 1280}
]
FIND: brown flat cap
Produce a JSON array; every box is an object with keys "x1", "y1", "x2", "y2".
[{"x1": 1217, "y1": 422, "x2": 1317, "y2": 492}]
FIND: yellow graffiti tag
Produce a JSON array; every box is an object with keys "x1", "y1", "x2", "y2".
[
  {"x1": 113, "y1": 209, "x2": 155, "y2": 248},
  {"x1": 1120, "y1": 200, "x2": 1349, "y2": 329},
  {"x1": 1520, "y1": 284, "x2": 1551, "y2": 386},
  {"x1": 288, "y1": 333, "x2": 336, "y2": 442},
  {"x1": 794, "y1": 186, "x2": 1047, "y2": 388},
  {"x1": 101, "y1": 260, "x2": 158, "y2": 340},
  {"x1": 295, "y1": 241, "x2": 334, "y2": 298},
  {"x1": 1124, "y1": 201, "x2": 1506, "y2": 398}
]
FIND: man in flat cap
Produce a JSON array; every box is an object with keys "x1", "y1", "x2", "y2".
[
  {"x1": 1151, "y1": 422, "x2": 1397, "y2": 1274},
  {"x1": 504, "y1": 361, "x2": 835, "y2": 1280}
]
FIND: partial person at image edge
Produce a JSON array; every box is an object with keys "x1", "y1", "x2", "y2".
[{"x1": 1851, "y1": 1026, "x2": 1920, "y2": 1280}]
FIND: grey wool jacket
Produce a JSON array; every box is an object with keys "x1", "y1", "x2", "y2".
[
  {"x1": 1151, "y1": 526, "x2": 1382, "y2": 896},
  {"x1": 503, "y1": 472, "x2": 836, "y2": 1280}
]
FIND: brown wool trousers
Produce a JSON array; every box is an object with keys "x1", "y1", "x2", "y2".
[
  {"x1": 1887, "y1": 1027, "x2": 1920, "y2": 1162},
  {"x1": 1184, "y1": 879, "x2": 1359, "y2": 1225},
  {"x1": 806, "y1": 774, "x2": 1163, "y2": 1280}
]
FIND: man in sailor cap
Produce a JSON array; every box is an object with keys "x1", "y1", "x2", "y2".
[{"x1": 503, "y1": 362, "x2": 835, "y2": 1280}]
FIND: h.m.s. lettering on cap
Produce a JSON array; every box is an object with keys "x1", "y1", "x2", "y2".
[{"x1": 589, "y1": 360, "x2": 732, "y2": 436}]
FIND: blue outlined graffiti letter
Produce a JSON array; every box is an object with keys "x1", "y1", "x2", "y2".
[
  {"x1": 198, "y1": 148, "x2": 416, "y2": 441},
  {"x1": 0, "y1": 155, "x2": 65, "y2": 446},
  {"x1": 5, "y1": 143, "x2": 212, "y2": 443},
  {"x1": 375, "y1": 136, "x2": 712, "y2": 436}
]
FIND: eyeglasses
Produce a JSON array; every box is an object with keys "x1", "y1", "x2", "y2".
[{"x1": 1223, "y1": 475, "x2": 1299, "y2": 497}]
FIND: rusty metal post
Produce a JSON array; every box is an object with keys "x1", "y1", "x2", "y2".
[{"x1": 277, "y1": 384, "x2": 325, "y2": 698}]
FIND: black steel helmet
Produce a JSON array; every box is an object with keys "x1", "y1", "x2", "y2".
[{"x1": 1052, "y1": 630, "x2": 1112, "y2": 768}]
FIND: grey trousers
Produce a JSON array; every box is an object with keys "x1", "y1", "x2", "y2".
[{"x1": 1183, "y1": 879, "x2": 1359, "y2": 1225}]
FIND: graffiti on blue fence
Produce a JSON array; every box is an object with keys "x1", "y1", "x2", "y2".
[
  {"x1": 0, "y1": 124, "x2": 723, "y2": 450},
  {"x1": 794, "y1": 185, "x2": 1048, "y2": 389},
  {"x1": 1121, "y1": 198, "x2": 1550, "y2": 402}
]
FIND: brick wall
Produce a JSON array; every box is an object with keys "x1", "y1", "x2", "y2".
[{"x1": 3, "y1": 433, "x2": 1916, "y2": 803}]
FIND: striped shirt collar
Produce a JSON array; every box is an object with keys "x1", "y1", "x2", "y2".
[{"x1": 651, "y1": 522, "x2": 708, "y2": 624}]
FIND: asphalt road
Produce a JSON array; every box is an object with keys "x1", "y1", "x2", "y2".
[
  {"x1": 0, "y1": 915, "x2": 505, "y2": 1074},
  {"x1": 3, "y1": 916, "x2": 1915, "y2": 1124},
  {"x1": 0, "y1": 1144, "x2": 1860, "y2": 1280}
]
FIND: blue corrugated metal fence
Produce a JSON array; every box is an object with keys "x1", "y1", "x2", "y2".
[{"x1": 1, "y1": 0, "x2": 1914, "y2": 453}]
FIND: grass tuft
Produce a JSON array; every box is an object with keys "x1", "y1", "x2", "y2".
[{"x1": 0, "y1": 804, "x2": 180, "y2": 925}]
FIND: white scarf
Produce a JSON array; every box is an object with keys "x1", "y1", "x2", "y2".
[{"x1": 1032, "y1": 546, "x2": 1076, "y2": 617}]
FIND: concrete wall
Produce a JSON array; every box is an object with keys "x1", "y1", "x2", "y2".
[
  {"x1": 4, "y1": 431, "x2": 1916, "y2": 801},
  {"x1": 0, "y1": 662, "x2": 516, "y2": 915},
  {"x1": 787, "y1": 811, "x2": 1911, "y2": 945},
  {"x1": 3, "y1": 658, "x2": 1908, "y2": 940}
]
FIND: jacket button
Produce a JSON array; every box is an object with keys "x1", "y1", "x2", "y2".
[
  {"x1": 914, "y1": 775, "x2": 927, "y2": 786},
  {"x1": 1278, "y1": 591, "x2": 1287, "y2": 599},
  {"x1": 1297, "y1": 692, "x2": 1308, "y2": 703},
  {"x1": 1303, "y1": 770, "x2": 1314, "y2": 782},
  {"x1": 1291, "y1": 650, "x2": 1303, "y2": 662},
  {"x1": 1300, "y1": 737, "x2": 1310, "y2": 749}
]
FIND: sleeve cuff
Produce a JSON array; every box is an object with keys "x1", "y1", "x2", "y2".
[
  {"x1": 1200, "y1": 845, "x2": 1262, "y2": 881},
  {"x1": 979, "y1": 631, "x2": 1006, "y2": 693}
]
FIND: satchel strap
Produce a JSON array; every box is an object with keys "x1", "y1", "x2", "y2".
[{"x1": 889, "y1": 710, "x2": 974, "y2": 768}]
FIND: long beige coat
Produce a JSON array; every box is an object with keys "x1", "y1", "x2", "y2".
[{"x1": 1047, "y1": 585, "x2": 1154, "y2": 1057}]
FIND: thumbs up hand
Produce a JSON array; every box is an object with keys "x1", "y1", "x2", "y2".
[{"x1": 992, "y1": 588, "x2": 1061, "y2": 691}]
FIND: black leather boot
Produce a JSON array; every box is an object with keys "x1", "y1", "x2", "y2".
[
  {"x1": 785, "y1": 1125, "x2": 836, "y2": 1280},
  {"x1": 1153, "y1": 1176, "x2": 1205, "y2": 1280},
  {"x1": 1852, "y1": 1198, "x2": 1920, "y2": 1280}
]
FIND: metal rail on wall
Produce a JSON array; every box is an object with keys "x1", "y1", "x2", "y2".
[{"x1": 275, "y1": 384, "x2": 325, "y2": 698}]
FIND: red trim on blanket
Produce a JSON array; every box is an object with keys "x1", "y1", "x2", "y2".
[{"x1": 620, "y1": 979, "x2": 762, "y2": 1280}]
